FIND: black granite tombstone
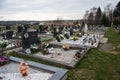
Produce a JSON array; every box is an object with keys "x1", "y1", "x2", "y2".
[
  {"x1": 18, "y1": 26, "x2": 23, "y2": 33},
  {"x1": 21, "y1": 31, "x2": 39, "y2": 49},
  {"x1": 59, "y1": 26, "x2": 63, "y2": 34},
  {"x1": 70, "y1": 28, "x2": 73, "y2": 36},
  {"x1": 24, "y1": 25, "x2": 28, "y2": 32},
  {"x1": 5, "y1": 30, "x2": 13, "y2": 39},
  {"x1": 6, "y1": 25, "x2": 11, "y2": 30},
  {"x1": 38, "y1": 25, "x2": 43, "y2": 33},
  {"x1": 53, "y1": 27, "x2": 57, "y2": 37}
]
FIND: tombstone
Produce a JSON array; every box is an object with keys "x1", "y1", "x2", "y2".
[
  {"x1": 36, "y1": 28, "x2": 39, "y2": 33},
  {"x1": 24, "y1": 25, "x2": 28, "y2": 32},
  {"x1": 5, "y1": 30, "x2": 13, "y2": 39},
  {"x1": 18, "y1": 26, "x2": 23, "y2": 33},
  {"x1": 43, "y1": 26, "x2": 48, "y2": 32},
  {"x1": 118, "y1": 28, "x2": 120, "y2": 34},
  {"x1": 21, "y1": 31, "x2": 39, "y2": 49},
  {"x1": 53, "y1": 27, "x2": 57, "y2": 37},
  {"x1": 56, "y1": 28, "x2": 60, "y2": 35},
  {"x1": 6, "y1": 25, "x2": 11, "y2": 30},
  {"x1": 117, "y1": 26, "x2": 120, "y2": 34},
  {"x1": 70, "y1": 28, "x2": 73, "y2": 36},
  {"x1": 38, "y1": 25, "x2": 43, "y2": 33},
  {"x1": 84, "y1": 24, "x2": 88, "y2": 33},
  {"x1": 65, "y1": 26, "x2": 68, "y2": 30},
  {"x1": 38, "y1": 22, "x2": 44, "y2": 33},
  {"x1": 18, "y1": 24, "x2": 28, "y2": 33},
  {"x1": 59, "y1": 26, "x2": 63, "y2": 34}
]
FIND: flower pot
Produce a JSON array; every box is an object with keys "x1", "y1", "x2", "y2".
[
  {"x1": 56, "y1": 35, "x2": 61, "y2": 42},
  {"x1": 64, "y1": 33, "x2": 70, "y2": 39}
]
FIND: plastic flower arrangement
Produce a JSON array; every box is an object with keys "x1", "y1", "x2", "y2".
[
  {"x1": 42, "y1": 42, "x2": 49, "y2": 49},
  {"x1": 0, "y1": 55, "x2": 8, "y2": 66},
  {"x1": 70, "y1": 36, "x2": 79, "y2": 41},
  {"x1": 19, "y1": 62, "x2": 29, "y2": 76},
  {"x1": 62, "y1": 43, "x2": 70, "y2": 50}
]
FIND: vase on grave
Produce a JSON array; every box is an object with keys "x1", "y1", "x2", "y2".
[
  {"x1": 64, "y1": 33, "x2": 70, "y2": 39},
  {"x1": 56, "y1": 35, "x2": 61, "y2": 42},
  {"x1": 71, "y1": 36, "x2": 78, "y2": 41}
]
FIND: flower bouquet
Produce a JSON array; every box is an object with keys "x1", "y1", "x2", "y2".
[
  {"x1": 0, "y1": 55, "x2": 8, "y2": 66},
  {"x1": 62, "y1": 43, "x2": 70, "y2": 50},
  {"x1": 60, "y1": 34, "x2": 65, "y2": 40},
  {"x1": 70, "y1": 36, "x2": 79, "y2": 41}
]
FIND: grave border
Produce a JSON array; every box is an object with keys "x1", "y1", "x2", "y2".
[
  {"x1": 12, "y1": 47, "x2": 90, "y2": 68},
  {"x1": 9, "y1": 56, "x2": 68, "y2": 80}
]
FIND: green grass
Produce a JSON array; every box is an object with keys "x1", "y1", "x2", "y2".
[
  {"x1": 67, "y1": 48, "x2": 120, "y2": 80},
  {"x1": 0, "y1": 26, "x2": 17, "y2": 31},
  {"x1": 8, "y1": 27, "x2": 120, "y2": 80},
  {"x1": 105, "y1": 27, "x2": 120, "y2": 46},
  {"x1": 67, "y1": 27, "x2": 120, "y2": 80}
]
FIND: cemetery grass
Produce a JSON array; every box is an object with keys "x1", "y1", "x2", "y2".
[
  {"x1": 105, "y1": 27, "x2": 120, "y2": 46},
  {"x1": 1, "y1": 26, "x2": 17, "y2": 30},
  {"x1": 8, "y1": 27, "x2": 120, "y2": 80},
  {"x1": 67, "y1": 27, "x2": 120, "y2": 80}
]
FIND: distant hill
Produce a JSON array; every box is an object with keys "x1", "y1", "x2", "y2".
[
  {"x1": 0, "y1": 21, "x2": 40, "y2": 26},
  {"x1": 0, "y1": 19, "x2": 82, "y2": 26}
]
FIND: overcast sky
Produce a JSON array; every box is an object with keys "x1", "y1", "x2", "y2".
[{"x1": 0, "y1": 0, "x2": 119, "y2": 21}]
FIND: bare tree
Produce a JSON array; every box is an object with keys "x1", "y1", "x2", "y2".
[
  {"x1": 56, "y1": 16, "x2": 63, "y2": 24},
  {"x1": 83, "y1": 10, "x2": 89, "y2": 20},
  {"x1": 104, "y1": 3, "x2": 113, "y2": 21}
]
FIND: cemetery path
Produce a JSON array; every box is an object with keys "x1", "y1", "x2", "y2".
[
  {"x1": 117, "y1": 44, "x2": 120, "y2": 48},
  {"x1": 110, "y1": 51, "x2": 119, "y2": 55}
]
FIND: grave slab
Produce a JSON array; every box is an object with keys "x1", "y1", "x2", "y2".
[{"x1": 0, "y1": 56, "x2": 68, "y2": 80}]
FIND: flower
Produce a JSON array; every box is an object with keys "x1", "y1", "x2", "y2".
[
  {"x1": 70, "y1": 36, "x2": 79, "y2": 41},
  {"x1": 62, "y1": 43, "x2": 70, "y2": 50},
  {"x1": 0, "y1": 55, "x2": 8, "y2": 65}
]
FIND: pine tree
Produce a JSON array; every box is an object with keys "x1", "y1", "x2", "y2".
[
  {"x1": 88, "y1": 13, "x2": 93, "y2": 25},
  {"x1": 101, "y1": 13, "x2": 109, "y2": 26},
  {"x1": 88, "y1": 13, "x2": 93, "y2": 20},
  {"x1": 113, "y1": 1, "x2": 120, "y2": 17},
  {"x1": 113, "y1": 1, "x2": 120, "y2": 26},
  {"x1": 95, "y1": 7, "x2": 102, "y2": 21}
]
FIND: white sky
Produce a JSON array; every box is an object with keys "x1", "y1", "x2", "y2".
[{"x1": 0, "y1": 0, "x2": 119, "y2": 21}]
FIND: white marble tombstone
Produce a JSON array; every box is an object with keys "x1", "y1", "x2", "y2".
[{"x1": 84, "y1": 24, "x2": 88, "y2": 33}]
